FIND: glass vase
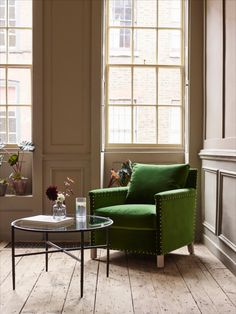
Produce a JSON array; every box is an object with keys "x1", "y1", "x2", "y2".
[{"x1": 53, "y1": 201, "x2": 66, "y2": 220}]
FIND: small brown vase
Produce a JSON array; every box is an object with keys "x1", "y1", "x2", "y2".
[{"x1": 12, "y1": 178, "x2": 28, "y2": 195}]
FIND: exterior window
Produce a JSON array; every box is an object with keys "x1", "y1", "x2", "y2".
[
  {"x1": 110, "y1": 0, "x2": 132, "y2": 49},
  {"x1": 105, "y1": 0, "x2": 184, "y2": 146},
  {"x1": 0, "y1": 0, "x2": 32, "y2": 144}
]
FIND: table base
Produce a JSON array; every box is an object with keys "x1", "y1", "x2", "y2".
[{"x1": 11, "y1": 227, "x2": 110, "y2": 298}]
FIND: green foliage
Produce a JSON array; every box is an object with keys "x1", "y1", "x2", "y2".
[
  {"x1": 18, "y1": 141, "x2": 35, "y2": 152},
  {"x1": 0, "y1": 178, "x2": 7, "y2": 184},
  {"x1": 0, "y1": 141, "x2": 35, "y2": 181},
  {"x1": 117, "y1": 160, "x2": 133, "y2": 186},
  {"x1": 0, "y1": 154, "x2": 4, "y2": 166},
  {"x1": 108, "y1": 160, "x2": 133, "y2": 187},
  {"x1": 8, "y1": 153, "x2": 19, "y2": 166}
]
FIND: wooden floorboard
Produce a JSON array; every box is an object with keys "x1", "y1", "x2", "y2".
[
  {"x1": 95, "y1": 250, "x2": 133, "y2": 313},
  {"x1": 0, "y1": 243, "x2": 235, "y2": 314},
  {"x1": 150, "y1": 256, "x2": 201, "y2": 314}
]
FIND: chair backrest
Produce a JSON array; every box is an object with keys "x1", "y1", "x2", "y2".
[
  {"x1": 126, "y1": 163, "x2": 191, "y2": 204},
  {"x1": 185, "y1": 168, "x2": 197, "y2": 189}
]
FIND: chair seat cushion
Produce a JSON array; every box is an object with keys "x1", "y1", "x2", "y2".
[
  {"x1": 94, "y1": 204, "x2": 156, "y2": 230},
  {"x1": 126, "y1": 163, "x2": 190, "y2": 204}
]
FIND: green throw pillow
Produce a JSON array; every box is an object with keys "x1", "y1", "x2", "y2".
[{"x1": 125, "y1": 163, "x2": 190, "y2": 204}]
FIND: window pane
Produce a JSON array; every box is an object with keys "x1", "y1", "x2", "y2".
[
  {"x1": 158, "y1": 68, "x2": 181, "y2": 105},
  {"x1": 106, "y1": 0, "x2": 184, "y2": 146},
  {"x1": 0, "y1": 29, "x2": 6, "y2": 63},
  {"x1": 109, "y1": 67, "x2": 131, "y2": 104},
  {"x1": 134, "y1": 29, "x2": 156, "y2": 64},
  {"x1": 158, "y1": 0, "x2": 181, "y2": 28},
  {"x1": 0, "y1": 106, "x2": 6, "y2": 142},
  {"x1": 133, "y1": 67, "x2": 156, "y2": 104},
  {"x1": 8, "y1": 0, "x2": 32, "y2": 27},
  {"x1": 109, "y1": 0, "x2": 132, "y2": 27},
  {"x1": 108, "y1": 106, "x2": 131, "y2": 143},
  {"x1": 158, "y1": 107, "x2": 181, "y2": 144},
  {"x1": 0, "y1": 1, "x2": 32, "y2": 144},
  {"x1": 158, "y1": 30, "x2": 181, "y2": 65},
  {"x1": 0, "y1": 0, "x2": 6, "y2": 27},
  {"x1": 134, "y1": 0, "x2": 157, "y2": 27},
  {"x1": 133, "y1": 106, "x2": 156, "y2": 143},
  {"x1": 8, "y1": 68, "x2": 31, "y2": 104},
  {"x1": 109, "y1": 28, "x2": 131, "y2": 64},
  {"x1": 8, "y1": 29, "x2": 32, "y2": 64},
  {"x1": 0, "y1": 67, "x2": 6, "y2": 104},
  {"x1": 7, "y1": 106, "x2": 31, "y2": 143}
]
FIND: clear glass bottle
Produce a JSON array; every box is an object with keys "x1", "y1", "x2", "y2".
[{"x1": 53, "y1": 201, "x2": 66, "y2": 219}]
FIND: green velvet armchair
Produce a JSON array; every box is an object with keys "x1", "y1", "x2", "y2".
[{"x1": 89, "y1": 163, "x2": 197, "y2": 267}]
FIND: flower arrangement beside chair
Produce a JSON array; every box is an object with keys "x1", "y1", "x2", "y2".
[{"x1": 108, "y1": 160, "x2": 133, "y2": 187}]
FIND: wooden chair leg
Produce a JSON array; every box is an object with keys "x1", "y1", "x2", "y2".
[
  {"x1": 91, "y1": 248, "x2": 97, "y2": 259},
  {"x1": 157, "y1": 255, "x2": 164, "y2": 268},
  {"x1": 187, "y1": 243, "x2": 194, "y2": 255}
]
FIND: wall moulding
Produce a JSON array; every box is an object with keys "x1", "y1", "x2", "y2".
[
  {"x1": 219, "y1": 234, "x2": 236, "y2": 253},
  {"x1": 203, "y1": 233, "x2": 236, "y2": 275},
  {"x1": 199, "y1": 149, "x2": 236, "y2": 162},
  {"x1": 42, "y1": 153, "x2": 91, "y2": 162},
  {"x1": 43, "y1": 160, "x2": 91, "y2": 215},
  {"x1": 202, "y1": 167, "x2": 218, "y2": 234},
  {"x1": 217, "y1": 170, "x2": 236, "y2": 250},
  {"x1": 203, "y1": 221, "x2": 215, "y2": 234},
  {"x1": 43, "y1": 0, "x2": 91, "y2": 153}
]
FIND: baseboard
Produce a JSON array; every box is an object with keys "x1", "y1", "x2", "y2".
[
  {"x1": 4, "y1": 241, "x2": 88, "y2": 248},
  {"x1": 203, "y1": 234, "x2": 236, "y2": 275}
]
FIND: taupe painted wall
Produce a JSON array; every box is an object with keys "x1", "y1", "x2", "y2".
[
  {"x1": 0, "y1": 0, "x2": 100, "y2": 241},
  {"x1": 0, "y1": 0, "x2": 204, "y2": 244},
  {"x1": 200, "y1": 0, "x2": 236, "y2": 274}
]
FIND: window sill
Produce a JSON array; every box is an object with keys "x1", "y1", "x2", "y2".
[
  {"x1": 103, "y1": 146, "x2": 184, "y2": 154},
  {"x1": 1, "y1": 194, "x2": 33, "y2": 198}
]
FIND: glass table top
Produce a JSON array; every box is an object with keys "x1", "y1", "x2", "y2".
[{"x1": 12, "y1": 215, "x2": 113, "y2": 233}]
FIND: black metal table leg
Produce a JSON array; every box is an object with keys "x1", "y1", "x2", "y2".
[
  {"x1": 80, "y1": 231, "x2": 84, "y2": 298},
  {"x1": 45, "y1": 232, "x2": 48, "y2": 272},
  {"x1": 11, "y1": 226, "x2": 15, "y2": 290},
  {"x1": 106, "y1": 227, "x2": 110, "y2": 277}
]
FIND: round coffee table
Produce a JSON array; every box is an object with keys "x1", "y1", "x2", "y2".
[{"x1": 11, "y1": 215, "x2": 113, "y2": 298}]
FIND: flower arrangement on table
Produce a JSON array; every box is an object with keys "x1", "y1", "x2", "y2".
[
  {"x1": 108, "y1": 160, "x2": 133, "y2": 187},
  {"x1": 46, "y1": 177, "x2": 75, "y2": 219}
]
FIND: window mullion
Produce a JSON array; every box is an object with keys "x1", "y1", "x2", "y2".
[
  {"x1": 156, "y1": 0, "x2": 159, "y2": 144},
  {"x1": 5, "y1": 1, "x2": 9, "y2": 142},
  {"x1": 131, "y1": 66, "x2": 134, "y2": 144},
  {"x1": 131, "y1": 0, "x2": 134, "y2": 144}
]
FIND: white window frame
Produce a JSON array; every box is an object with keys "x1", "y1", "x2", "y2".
[
  {"x1": 0, "y1": 0, "x2": 32, "y2": 145},
  {"x1": 104, "y1": 0, "x2": 185, "y2": 149}
]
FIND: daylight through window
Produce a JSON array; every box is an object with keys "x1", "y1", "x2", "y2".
[
  {"x1": 0, "y1": 0, "x2": 32, "y2": 144},
  {"x1": 105, "y1": 0, "x2": 184, "y2": 146}
]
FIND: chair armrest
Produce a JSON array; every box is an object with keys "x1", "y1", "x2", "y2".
[
  {"x1": 89, "y1": 187, "x2": 128, "y2": 214},
  {"x1": 154, "y1": 188, "x2": 197, "y2": 255}
]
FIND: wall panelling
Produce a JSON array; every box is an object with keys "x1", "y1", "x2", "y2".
[{"x1": 201, "y1": 0, "x2": 236, "y2": 274}]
